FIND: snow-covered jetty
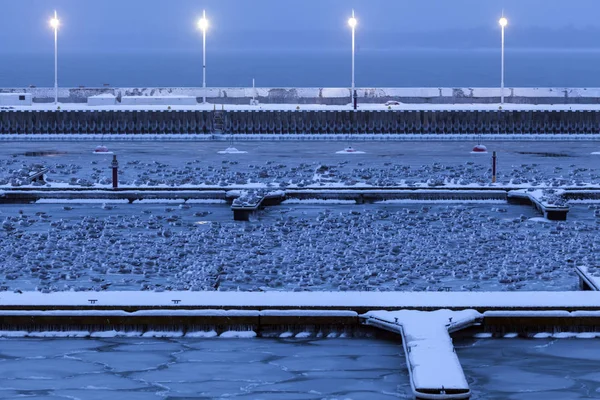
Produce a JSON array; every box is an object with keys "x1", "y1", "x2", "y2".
[
  {"x1": 0, "y1": 186, "x2": 579, "y2": 220},
  {"x1": 230, "y1": 190, "x2": 286, "y2": 221},
  {"x1": 576, "y1": 266, "x2": 600, "y2": 291},
  {"x1": 507, "y1": 189, "x2": 569, "y2": 220},
  {"x1": 363, "y1": 310, "x2": 480, "y2": 399}
]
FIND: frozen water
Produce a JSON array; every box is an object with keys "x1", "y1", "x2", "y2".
[
  {"x1": 457, "y1": 338, "x2": 600, "y2": 399},
  {"x1": 1, "y1": 140, "x2": 600, "y2": 293},
  {"x1": 3, "y1": 141, "x2": 600, "y2": 188},
  {"x1": 0, "y1": 201, "x2": 597, "y2": 292},
  {"x1": 0, "y1": 338, "x2": 409, "y2": 399}
]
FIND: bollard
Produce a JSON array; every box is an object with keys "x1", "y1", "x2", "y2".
[
  {"x1": 111, "y1": 155, "x2": 119, "y2": 189},
  {"x1": 353, "y1": 89, "x2": 358, "y2": 110},
  {"x1": 492, "y1": 151, "x2": 497, "y2": 183}
]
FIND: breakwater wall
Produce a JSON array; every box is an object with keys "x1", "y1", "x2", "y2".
[
  {"x1": 4, "y1": 87, "x2": 600, "y2": 105},
  {"x1": 1, "y1": 109, "x2": 600, "y2": 134}
]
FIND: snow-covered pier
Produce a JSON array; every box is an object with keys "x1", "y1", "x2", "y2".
[
  {"x1": 230, "y1": 190, "x2": 286, "y2": 221},
  {"x1": 507, "y1": 189, "x2": 569, "y2": 220},
  {"x1": 0, "y1": 186, "x2": 583, "y2": 220},
  {"x1": 363, "y1": 310, "x2": 480, "y2": 399},
  {"x1": 3, "y1": 291, "x2": 600, "y2": 312},
  {"x1": 576, "y1": 266, "x2": 600, "y2": 291}
]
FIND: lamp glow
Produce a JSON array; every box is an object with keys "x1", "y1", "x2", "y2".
[
  {"x1": 348, "y1": 17, "x2": 357, "y2": 28},
  {"x1": 50, "y1": 11, "x2": 59, "y2": 105},
  {"x1": 198, "y1": 17, "x2": 208, "y2": 31},
  {"x1": 499, "y1": 15, "x2": 507, "y2": 105},
  {"x1": 198, "y1": 10, "x2": 209, "y2": 104}
]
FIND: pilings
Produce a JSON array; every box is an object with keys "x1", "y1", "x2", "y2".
[{"x1": 1, "y1": 109, "x2": 600, "y2": 135}]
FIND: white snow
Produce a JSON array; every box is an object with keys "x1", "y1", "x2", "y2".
[
  {"x1": 132, "y1": 199, "x2": 186, "y2": 204},
  {"x1": 3, "y1": 291, "x2": 600, "y2": 308},
  {"x1": 185, "y1": 199, "x2": 227, "y2": 204},
  {"x1": 281, "y1": 199, "x2": 356, "y2": 205},
  {"x1": 121, "y1": 96, "x2": 197, "y2": 106},
  {"x1": 217, "y1": 147, "x2": 248, "y2": 154},
  {"x1": 575, "y1": 266, "x2": 600, "y2": 291},
  {"x1": 363, "y1": 309, "x2": 480, "y2": 394},
  {"x1": 219, "y1": 330, "x2": 257, "y2": 338},
  {"x1": 35, "y1": 199, "x2": 129, "y2": 204}
]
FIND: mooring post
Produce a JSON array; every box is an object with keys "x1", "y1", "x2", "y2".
[
  {"x1": 492, "y1": 151, "x2": 497, "y2": 183},
  {"x1": 111, "y1": 154, "x2": 119, "y2": 189}
]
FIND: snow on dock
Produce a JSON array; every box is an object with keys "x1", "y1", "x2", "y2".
[
  {"x1": 362, "y1": 310, "x2": 481, "y2": 399},
  {"x1": 576, "y1": 266, "x2": 600, "y2": 291},
  {"x1": 2, "y1": 291, "x2": 600, "y2": 311},
  {"x1": 507, "y1": 188, "x2": 569, "y2": 220}
]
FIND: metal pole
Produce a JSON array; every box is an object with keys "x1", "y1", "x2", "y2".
[
  {"x1": 351, "y1": 10, "x2": 355, "y2": 109},
  {"x1": 54, "y1": 10, "x2": 58, "y2": 105},
  {"x1": 492, "y1": 151, "x2": 497, "y2": 183},
  {"x1": 500, "y1": 25, "x2": 505, "y2": 105},
  {"x1": 202, "y1": 10, "x2": 207, "y2": 104},
  {"x1": 111, "y1": 155, "x2": 119, "y2": 189}
]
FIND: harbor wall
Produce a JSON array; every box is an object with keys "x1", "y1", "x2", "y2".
[{"x1": 1, "y1": 109, "x2": 600, "y2": 134}]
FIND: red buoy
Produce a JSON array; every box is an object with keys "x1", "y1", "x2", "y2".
[
  {"x1": 94, "y1": 145, "x2": 109, "y2": 153},
  {"x1": 472, "y1": 144, "x2": 488, "y2": 153}
]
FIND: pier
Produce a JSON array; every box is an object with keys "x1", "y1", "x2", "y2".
[
  {"x1": 576, "y1": 266, "x2": 600, "y2": 291},
  {"x1": 0, "y1": 185, "x2": 589, "y2": 220},
  {"x1": 507, "y1": 189, "x2": 569, "y2": 220}
]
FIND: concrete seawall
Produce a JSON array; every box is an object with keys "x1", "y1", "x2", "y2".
[
  {"x1": 4, "y1": 87, "x2": 600, "y2": 105},
  {"x1": 2, "y1": 109, "x2": 600, "y2": 134}
]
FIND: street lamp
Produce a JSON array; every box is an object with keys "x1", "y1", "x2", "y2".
[
  {"x1": 348, "y1": 10, "x2": 357, "y2": 110},
  {"x1": 499, "y1": 16, "x2": 508, "y2": 105},
  {"x1": 50, "y1": 11, "x2": 60, "y2": 105},
  {"x1": 197, "y1": 10, "x2": 209, "y2": 104}
]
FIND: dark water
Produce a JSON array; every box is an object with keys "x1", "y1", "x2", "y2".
[{"x1": 3, "y1": 48, "x2": 600, "y2": 88}]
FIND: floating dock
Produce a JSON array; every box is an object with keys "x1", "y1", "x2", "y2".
[{"x1": 0, "y1": 185, "x2": 585, "y2": 221}]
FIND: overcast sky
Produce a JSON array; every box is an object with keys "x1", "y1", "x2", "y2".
[{"x1": 1, "y1": 0, "x2": 599, "y2": 53}]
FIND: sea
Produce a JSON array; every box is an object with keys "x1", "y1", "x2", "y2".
[{"x1": 2, "y1": 48, "x2": 600, "y2": 88}]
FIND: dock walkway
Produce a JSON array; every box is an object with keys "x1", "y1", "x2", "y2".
[
  {"x1": 576, "y1": 266, "x2": 600, "y2": 291},
  {"x1": 363, "y1": 310, "x2": 480, "y2": 399}
]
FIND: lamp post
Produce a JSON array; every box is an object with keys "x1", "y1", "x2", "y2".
[
  {"x1": 50, "y1": 11, "x2": 60, "y2": 105},
  {"x1": 499, "y1": 16, "x2": 508, "y2": 105},
  {"x1": 348, "y1": 10, "x2": 357, "y2": 110},
  {"x1": 198, "y1": 11, "x2": 209, "y2": 104}
]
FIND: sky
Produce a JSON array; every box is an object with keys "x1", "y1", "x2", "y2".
[{"x1": 1, "y1": 0, "x2": 600, "y2": 53}]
